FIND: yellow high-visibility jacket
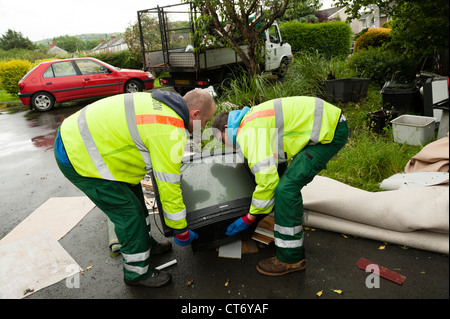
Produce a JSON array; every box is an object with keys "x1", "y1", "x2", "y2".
[
  {"x1": 234, "y1": 97, "x2": 342, "y2": 215},
  {"x1": 60, "y1": 91, "x2": 188, "y2": 231}
]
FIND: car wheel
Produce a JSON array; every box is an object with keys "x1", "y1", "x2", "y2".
[
  {"x1": 124, "y1": 80, "x2": 143, "y2": 93},
  {"x1": 31, "y1": 92, "x2": 55, "y2": 112}
]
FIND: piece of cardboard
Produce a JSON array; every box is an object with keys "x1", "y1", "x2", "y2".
[
  {"x1": 218, "y1": 239, "x2": 242, "y2": 259},
  {"x1": 0, "y1": 231, "x2": 82, "y2": 299},
  {"x1": 0, "y1": 196, "x2": 95, "y2": 246}
]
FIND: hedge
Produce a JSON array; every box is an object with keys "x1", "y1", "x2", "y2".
[
  {"x1": 0, "y1": 59, "x2": 32, "y2": 95},
  {"x1": 279, "y1": 21, "x2": 352, "y2": 58},
  {"x1": 86, "y1": 50, "x2": 143, "y2": 70},
  {"x1": 353, "y1": 28, "x2": 391, "y2": 53}
]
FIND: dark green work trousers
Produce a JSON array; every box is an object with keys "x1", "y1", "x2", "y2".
[
  {"x1": 274, "y1": 120, "x2": 349, "y2": 263},
  {"x1": 54, "y1": 147, "x2": 156, "y2": 282}
]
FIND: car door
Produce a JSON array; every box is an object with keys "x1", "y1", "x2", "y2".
[
  {"x1": 42, "y1": 61, "x2": 85, "y2": 101},
  {"x1": 74, "y1": 59, "x2": 121, "y2": 97}
]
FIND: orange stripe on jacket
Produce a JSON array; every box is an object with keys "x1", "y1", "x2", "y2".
[
  {"x1": 237, "y1": 109, "x2": 275, "y2": 135},
  {"x1": 136, "y1": 114, "x2": 184, "y2": 128}
]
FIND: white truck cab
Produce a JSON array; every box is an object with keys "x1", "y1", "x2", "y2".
[{"x1": 264, "y1": 21, "x2": 293, "y2": 76}]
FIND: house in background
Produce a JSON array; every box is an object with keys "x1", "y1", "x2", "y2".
[
  {"x1": 318, "y1": 4, "x2": 390, "y2": 34},
  {"x1": 88, "y1": 36, "x2": 128, "y2": 54},
  {"x1": 48, "y1": 40, "x2": 69, "y2": 57}
]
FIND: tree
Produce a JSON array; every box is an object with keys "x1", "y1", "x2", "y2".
[
  {"x1": 188, "y1": 0, "x2": 290, "y2": 77},
  {"x1": 51, "y1": 35, "x2": 85, "y2": 53},
  {"x1": 279, "y1": 0, "x2": 321, "y2": 23},
  {"x1": 333, "y1": 0, "x2": 449, "y2": 73},
  {"x1": 125, "y1": 14, "x2": 162, "y2": 54},
  {"x1": 0, "y1": 29, "x2": 36, "y2": 50}
]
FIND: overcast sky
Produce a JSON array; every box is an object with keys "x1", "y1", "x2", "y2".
[{"x1": 0, "y1": 0, "x2": 336, "y2": 43}]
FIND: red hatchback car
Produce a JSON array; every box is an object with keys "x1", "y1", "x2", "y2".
[{"x1": 18, "y1": 57, "x2": 155, "y2": 112}]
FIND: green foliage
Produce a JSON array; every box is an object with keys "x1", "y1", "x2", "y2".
[
  {"x1": 124, "y1": 14, "x2": 161, "y2": 53},
  {"x1": 0, "y1": 48, "x2": 55, "y2": 62},
  {"x1": 279, "y1": 0, "x2": 321, "y2": 23},
  {"x1": 0, "y1": 29, "x2": 36, "y2": 51},
  {"x1": 0, "y1": 59, "x2": 32, "y2": 95},
  {"x1": 83, "y1": 50, "x2": 142, "y2": 70},
  {"x1": 217, "y1": 70, "x2": 270, "y2": 107},
  {"x1": 51, "y1": 35, "x2": 86, "y2": 53},
  {"x1": 334, "y1": 0, "x2": 449, "y2": 73},
  {"x1": 347, "y1": 47, "x2": 417, "y2": 86},
  {"x1": 321, "y1": 128, "x2": 422, "y2": 192},
  {"x1": 277, "y1": 52, "x2": 354, "y2": 98},
  {"x1": 353, "y1": 28, "x2": 391, "y2": 53},
  {"x1": 279, "y1": 21, "x2": 352, "y2": 58}
]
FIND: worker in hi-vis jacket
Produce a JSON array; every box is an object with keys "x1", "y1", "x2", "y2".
[
  {"x1": 55, "y1": 89, "x2": 215, "y2": 288},
  {"x1": 212, "y1": 96, "x2": 348, "y2": 276}
]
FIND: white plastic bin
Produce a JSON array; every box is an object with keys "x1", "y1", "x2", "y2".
[{"x1": 390, "y1": 115, "x2": 435, "y2": 146}]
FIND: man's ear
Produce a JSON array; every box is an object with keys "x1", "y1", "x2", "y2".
[{"x1": 192, "y1": 109, "x2": 201, "y2": 118}]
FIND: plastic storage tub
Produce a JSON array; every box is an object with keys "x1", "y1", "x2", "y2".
[{"x1": 390, "y1": 115, "x2": 435, "y2": 146}]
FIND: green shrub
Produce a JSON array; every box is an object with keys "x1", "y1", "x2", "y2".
[
  {"x1": 280, "y1": 21, "x2": 352, "y2": 58},
  {"x1": 347, "y1": 47, "x2": 417, "y2": 86},
  {"x1": 0, "y1": 48, "x2": 55, "y2": 63},
  {"x1": 0, "y1": 59, "x2": 31, "y2": 95},
  {"x1": 353, "y1": 28, "x2": 391, "y2": 53},
  {"x1": 86, "y1": 50, "x2": 143, "y2": 69}
]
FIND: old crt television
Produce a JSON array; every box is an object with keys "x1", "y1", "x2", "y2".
[{"x1": 151, "y1": 150, "x2": 262, "y2": 250}]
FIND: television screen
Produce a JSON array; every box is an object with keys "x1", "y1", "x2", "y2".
[{"x1": 152, "y1": 150, "x2": 261, "y2": 250}]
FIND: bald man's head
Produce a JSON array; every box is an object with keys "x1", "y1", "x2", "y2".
[{"x1": 183, "y1": 89, "x2": 216, "y2": 133}]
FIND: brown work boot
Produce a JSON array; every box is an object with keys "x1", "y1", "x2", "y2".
[{"x1": 256, "y1": 257, "x2": 306, "y2": 276}]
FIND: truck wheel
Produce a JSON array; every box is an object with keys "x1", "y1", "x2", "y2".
[
  {"x1": 31, "y1": 92, "x2": 55, "y2": 112},
  {"x1": 274, "y1": 59, "x2": 289, "y2": 78},
  {"x1": 216, "y1": 72, "x2": 234, "y2": 95}
]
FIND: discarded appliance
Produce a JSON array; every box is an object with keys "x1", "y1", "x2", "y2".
[{"x1": 151, "y1": 150, "x2": 264, "y2": 251}]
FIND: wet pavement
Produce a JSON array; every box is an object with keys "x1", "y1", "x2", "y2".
[{"x1": 0, "y1": 97, "x2": 448, "y2": 307}]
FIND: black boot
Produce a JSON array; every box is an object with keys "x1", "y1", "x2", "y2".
[
  {"x1": 124, "y1": 269, "x2": 172, "y2": 288},
  {"x1": 151, "y1": 240, "x2": 172, "y2": 256}
]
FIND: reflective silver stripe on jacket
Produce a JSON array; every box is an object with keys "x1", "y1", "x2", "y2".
[
  {"x1": 309, "y1": 98, "x2": 324, "y2": 145},
  {"x1": 274, "y1": 98, "x2": 285, "y2": 163},
  {"x1": 274, "y1": 224, "x2": 302, "y2": 236},
  {"x1": 250, "y1": 156, "x2": 276, "y2": 175},
  {"x1": 275, "y1": 237, "x2": 304, "y2": 249},
  {"x1": 252, "y1": 197, "x2": 275, "y2": 208},
  {"x1": 154, "y1": 170, "x2": 181, "y2": 183},
  {"x1": 163, "y1": 207, "x2": 186, "y2": 222},
  {"x1": 78, "y1": 107, "x2": 116, "y2": 180},
  {"x1": 124, "y1": 94, "x2": 153, "y2": 173},
  {"x1": 122, "y1": 249, "x2": 151, "y2": 263}
]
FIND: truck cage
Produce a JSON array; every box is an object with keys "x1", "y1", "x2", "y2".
[{"x1": 137, "y1": 2, "x2": 243, "y2": 74}]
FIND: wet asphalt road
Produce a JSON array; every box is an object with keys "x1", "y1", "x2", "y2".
[{"x1": 0, "y1": 98, "x2": 448, "y2": 308}]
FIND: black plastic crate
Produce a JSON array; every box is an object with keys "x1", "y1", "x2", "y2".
[
  {"x1": 325, "y1": 78, "x2": 370, "y2": 102},
  {"x1": 381, "y1": 81, "x2": 421, "y2": 114}
]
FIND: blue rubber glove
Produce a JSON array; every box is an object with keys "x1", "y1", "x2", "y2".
[
  {"x1": 174, "y1": 230, "x2": 199, "y2": 246},
  {"x1": 225, "y1": 213, "x2": 255, "y2": 237}
]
